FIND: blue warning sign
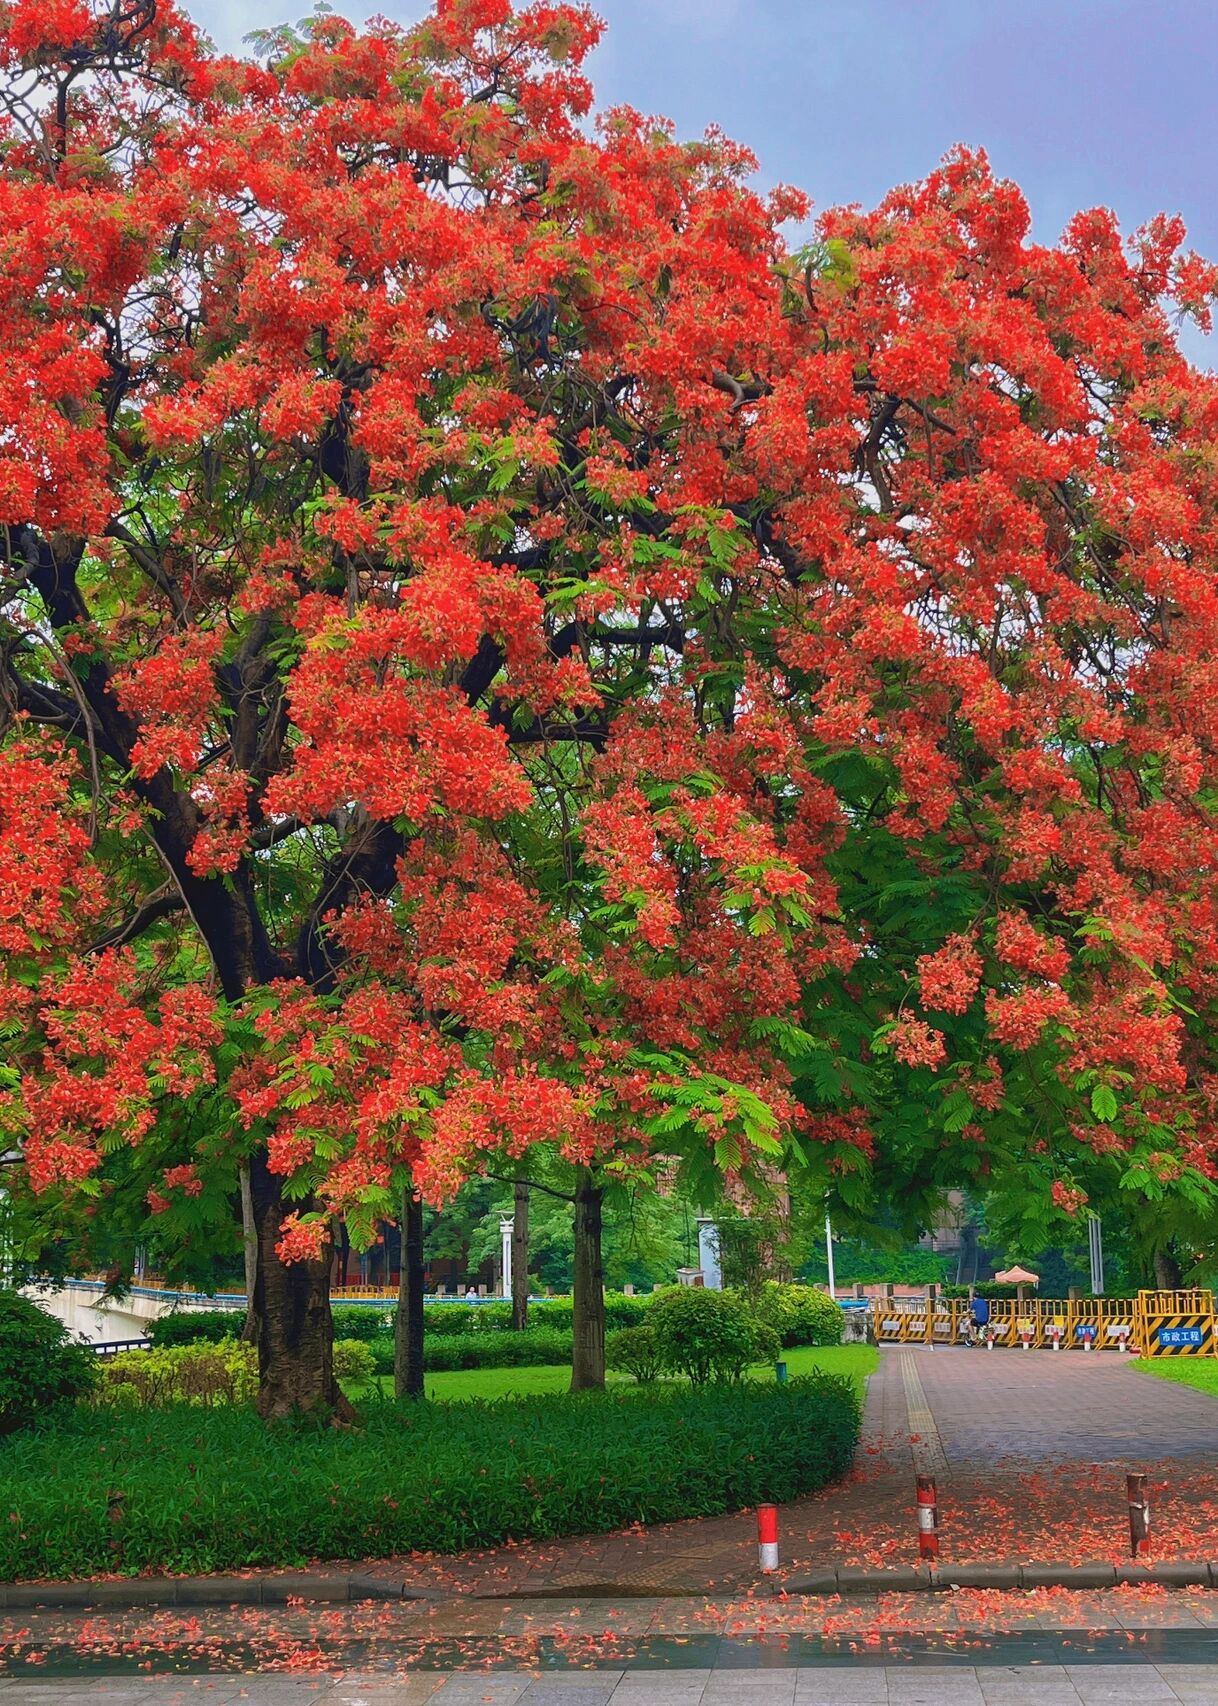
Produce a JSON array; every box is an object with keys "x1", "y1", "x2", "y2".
[{"x1": 1158, "y1": 1325, "x2": 1204, "y2": 1348}]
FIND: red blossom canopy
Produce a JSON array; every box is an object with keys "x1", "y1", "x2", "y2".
[{"x1": 2, "y1": 0, "x2": 1218, "y2": 1403}]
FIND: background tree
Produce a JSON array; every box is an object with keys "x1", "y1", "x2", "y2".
[{"x1": 0, "y1": 0, "x2": 847, "y2": 1412}]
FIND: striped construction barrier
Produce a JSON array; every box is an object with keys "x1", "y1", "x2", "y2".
[
  {"x1": 868, "y1": 1289, "x2": 1216, "y2": 1354},
  {"x1": 1136, "y1": 1288, "x2": 1215, "y2": 1359}
]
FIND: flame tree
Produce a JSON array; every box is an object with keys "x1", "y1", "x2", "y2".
[{"x1": 4, "y1": 0, "x2": 1218, "y2": 1412}]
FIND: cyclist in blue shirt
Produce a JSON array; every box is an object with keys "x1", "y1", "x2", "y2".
[{"x1": 968, "y1": 1295, "x2": 990, "y2": 1345}]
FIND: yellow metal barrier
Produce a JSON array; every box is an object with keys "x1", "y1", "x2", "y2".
[
  {"x1": 1136, "y1": 1289, "x2": 1217, "y2": 1358},
  {"x1": 869, "y1": 1290, "x2": 1216, "y2": 1353}
]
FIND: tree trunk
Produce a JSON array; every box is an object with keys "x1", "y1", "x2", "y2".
[
  {"x1": 395, "y1": 1188, "x2": 425, "y2": 1400},
  {"x1": 239, "y1": 1164, "x2": 258, "y2": 1344},
  {"x1": 250, "y1": 1155, "x2": 352, "y2": 1420},
  {"x1": 1154, "y1": 1246, "x2": 1183, "y2": 1290},
  {"x1": 570, "y1": 1168, "x2": 605, "y2": 1391},
  {"x1": 511, "y1": 1179, "x2": 530, "y2": 1331}
]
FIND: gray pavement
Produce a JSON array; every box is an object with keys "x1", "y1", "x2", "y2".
[{"x1": 4, "y1": 1666, "x2": 1218, "y2": 1704}]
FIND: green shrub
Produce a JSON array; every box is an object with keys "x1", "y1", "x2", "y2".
[
  {"x1": 736, "y1": 1282, "x2": 844, "y2": 1348},
  {"x1": 606, "y1": 1323, "x2": 664, "y2": 1383},
  {"x1": 423, "y1": 1327, "x2": 572, "y2": 1371},
  {"x1": 331, "y1": 1306, "x2": 395, "y2": 1341},
  {"x1": 332, "y1": 1339, "x2": 377, "y2": 1384},
  {"x1": 0, "y1": 1291, "x2": 96, "y2": 1433},
  {"x1": 148, "y1": 1309, "x2": 245, "y2": 1348},
  {"x1": 531, "y1": 1294, "x2": 650, "y2": 1331},
  {"x1": 366, "y1": 1333, "x2": 396, "y2": 1376},
  {"x1": 647, "y1": 1287, "x2": 778, "y2": 1383},
  {"x1": 351, "y1": 1329, "x2": 576, "y2": 1379},
  {"x1": 0, "y1": 1374, "x2": 859, "y2": 1578},
  {"x1": 95, "y1": 1340, "x2": 256, "y2": 1408},
  {"x1": 421, "y1": 1301, "x2": 511, "y2": 1335},
  {"x1": 418, "y1": 1295, "x2": 649, "y2": 1335}
]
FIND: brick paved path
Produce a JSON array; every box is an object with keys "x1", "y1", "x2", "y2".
[
  {"x1": 900, "y1": 1348, "x2": 1218, "y2": 1468},
  {"x1": 344, "y1": 1352, "x2": 1218, "y2": 1596}
]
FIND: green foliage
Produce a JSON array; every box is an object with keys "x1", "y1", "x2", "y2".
[
  {"x1": 800, "y1": 1238, "x2": 950, "y2": 1288},
  {"x1": 420, "y1": 1294, "x2": 648, "y2": 1335},
  {"x1": 332, "y1": 1306, "x2": 396, "y2": 1341},
  {"x1": 148, "y1": 1309, "x2": 246, "y2": 1347},
  {"x1": 0, "y1": 1291, "x2": 96, "y2": 1433},
  {"x1": 421, "y1": 1301, "x2": 512, "y2": 1334},
  {"x1": 419, "y1": 1328, "x2": 574, "y2": 1372},
  {"x1": 646, "y1": 1287, "x2": 779, "y2": 1384},
  {"x1": 428, "y1": 1176, "x2": 691, "y2": 1294},
  {"x1": 332, "y1": 1339, "x2": 376, "y2": 1384},
  {"x1": 0, "y1": 1377, "x2": 860, "y2": 1578},
  {"x1": 95, "y1": 1339, "x2": 257, "y2": 1408},
  {"x1": 735, "y1": 1282, "x2": 844, "y2": 1347},
  {"x1": 715, "y1": 1213, "x2": 794, "y2": 1290},
  {"x1": 605, "y1": 1323, "x2": 664, "y2": 1383}
]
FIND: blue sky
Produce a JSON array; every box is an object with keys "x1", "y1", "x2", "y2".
[{"x1": 195, "y1": 0, "x2": 1218, "y2": 362}]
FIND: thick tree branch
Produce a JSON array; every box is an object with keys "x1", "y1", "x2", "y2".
[{"x1": 87, "y1": 883, "x2": 185, "y2": 953}]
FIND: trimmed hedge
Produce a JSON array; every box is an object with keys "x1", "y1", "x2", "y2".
[
  {"x1": 0, "y1": 1375, "x2": 860, "y2": 1579},
  {"x1": 359, "y1": 1329, "x2": 572, "y2": 1376},
  {"x1": 150, "y1": 1295, "x2": 649, "y2": 1349},
  {"x1": 419, "y1": 1295, "x2": 649, "y2": 1335},
  {"x1": 333, "y1": 1307, "x2": 396, "y2": 1341},
  {"x1": 148, "y1": 1309, "x2": 247, "y2": 1347}
]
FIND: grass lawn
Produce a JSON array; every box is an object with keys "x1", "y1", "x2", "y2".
[
  {"x1": 348, "y1": 1342, "x2": 878, "y2": 1404},
  {"x1": 1133, "y1": 1356, "x2": 1218, "y2": 1397}
]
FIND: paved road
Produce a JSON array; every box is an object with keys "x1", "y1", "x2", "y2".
[{"x1": 5, "y1": 1663, "x2": 1218, "y2": 1703}]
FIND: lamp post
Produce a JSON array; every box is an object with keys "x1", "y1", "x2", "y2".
[
  {"x1": 500, "y1": 1217, "x2": 513, "y2": 1301},
  {"x1": 825, "y1": 1213, "x2": 837, "y2": 1300},
  {"x1": 1088, "y1": 1217, "x2": 1104, "y2": 1296}
]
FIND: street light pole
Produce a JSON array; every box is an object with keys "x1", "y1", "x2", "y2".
[
  {"x1": 1089, "y1": 1216, "x2": 1104, "y2": 1297},
  {"x1": 825, "y1": 1214, "x2": 836, "y2": 1300},
  {"x1": 500, "y1": 1217, "x2": 514, "y2": 1302}
]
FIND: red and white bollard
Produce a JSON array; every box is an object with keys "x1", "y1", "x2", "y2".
[
  {"x1": 916, "y1": 1473, "x2": 939, "y2": 1562},
  {"x1": 757, "y1": 1504, "x2": 779, "y2": 1573},
  {"x1": 1019, "y1": 1325, "x2": 1032, "y2": 1352},
  {"x1": 1127, "y1": 1473, "x2": 1150, "y2": 1558},
  {"x1": 1048, "y1": 1322, "x2": 1062, "y2": 1352}
]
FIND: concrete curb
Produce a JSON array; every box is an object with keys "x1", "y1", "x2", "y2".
[
  {"x1": 3, "y1": 1561, "x2": 1218, "y2": 1608},
  {"x1": 779, "y1": 1561, "x2": 1217, "y2": 1595},
  {"x1": 0, "y1": 1574, "x2": 430, "y2": 1610}
]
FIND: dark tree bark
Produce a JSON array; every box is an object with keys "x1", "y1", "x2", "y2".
[
  {"x1": 1154, "y1": 1246, "x2": 1183, "y2": 1291},
  {"x1": 511, "y1": 1178, "x2": 530, "y2": 1331},
  {"x1": 239, "y1": 1164, "x2": 258, "y2": 1345},
  {"x1": 570, "y1": 1168, "x2": 605, "y2": 1390},
  {"x1": 250, "y1": 1156, "x2": 353, "y2": 1420},
  {"x1": 395, "y1": 1188, "x2": 426, "y2": 1400}
]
